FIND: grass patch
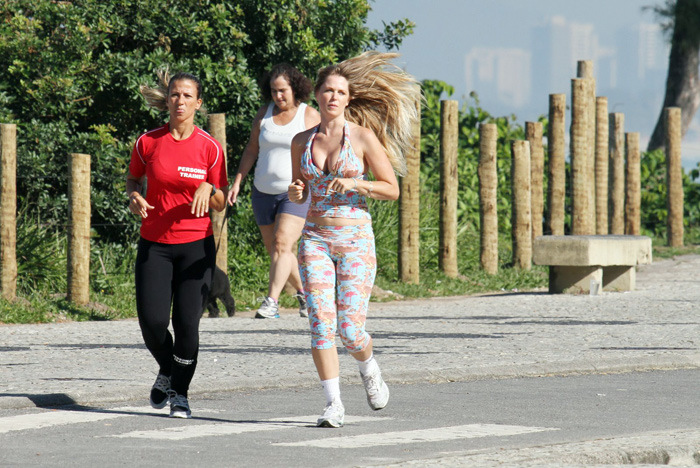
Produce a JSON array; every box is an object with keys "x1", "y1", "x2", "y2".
[
  {"x1": 652, "y1": 243, "x2": 700, "y2": 259},
  {"x1": 0, "y1": 293, "x2": 122, "y2": 324}
]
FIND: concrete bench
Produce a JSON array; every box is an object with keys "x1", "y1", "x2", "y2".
[{"x1": 532, "y1": 235, "x2": 652, "y2": 294}]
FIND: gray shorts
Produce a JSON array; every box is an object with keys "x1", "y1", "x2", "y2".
[{"x1": 251, "y1": 185, "x2": 310, "y2": 226}]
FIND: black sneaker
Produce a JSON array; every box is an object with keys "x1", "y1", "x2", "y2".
[{"x1": 149, "y1": 374, "x2": 171, "y2": 409}]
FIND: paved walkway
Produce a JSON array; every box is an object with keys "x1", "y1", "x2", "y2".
[{"x1": 1, "y1": 255, "x2": 699, "y2": 411}]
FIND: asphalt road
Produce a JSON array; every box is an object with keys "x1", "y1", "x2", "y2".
[{"x1": 2, "y1": 369, "x2": 699, "y2": 467}]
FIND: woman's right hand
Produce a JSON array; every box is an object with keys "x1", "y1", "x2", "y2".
[
  {"x1": 227, "y1": 181, "x2": 240, "y2": 205},
  {"x1": 288, "y1": 179, "x2": 305, "y2": 203},
  {"x1": 128, "y1": 193, "x2": 154, "y2": 218}
]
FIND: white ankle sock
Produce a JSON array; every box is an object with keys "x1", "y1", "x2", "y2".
[
  {"x1": 321, "y1": 377, "x2": 341, "y2": 405},
  {"x1": 358, "y1": 353, "x2": 379, "y2": 376}
]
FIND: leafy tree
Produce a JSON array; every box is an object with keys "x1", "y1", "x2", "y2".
[
  {"x1": 646, "y1": 0, "x2": 700, "y2": 151},
  {"x1": 0, "y1": 0, "x2": 413, "y2": 244}
]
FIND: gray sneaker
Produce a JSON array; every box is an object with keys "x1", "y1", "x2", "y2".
[
  {"x1": 149, "y1": 374, "x2": 171, "y2": 409},
  {"x1": 169, "y1": 392, "x2": 192, "y2": 419},
  {"x1": 361, "y1": 369, "x2": 390, "y2": 410},
  {"x1": 255, "y1": 296, "x2": 280, "y2": 319},
  {"x1": 295, "y1": 292, "x2": 308, "y2": 318}
]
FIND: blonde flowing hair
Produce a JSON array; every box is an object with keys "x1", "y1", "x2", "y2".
[
  {"x1": 139, "y1": 68, "x2": 205, "y2": 113},
  {"x1": 315, "y1": 51, "x2": 420, "y2": 176}
]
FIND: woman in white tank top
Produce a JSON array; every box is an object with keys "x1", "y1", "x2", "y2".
[{"x1": 227, "y1": 64, "x2": 320, "y2": 319}]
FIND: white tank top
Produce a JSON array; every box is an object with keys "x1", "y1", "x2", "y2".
[{"x1": 254, "y1": 102, "x2": 308, "y2": 194}]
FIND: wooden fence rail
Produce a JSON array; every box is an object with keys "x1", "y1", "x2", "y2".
[
  {"x1": 625, "y1": 132, "x2": 641, "y2": 236},
  {"x1": 595, "y1": 97, "x2": 609, "y2": 234},
  {"x1": 478, "y1": 122, "x2": 498, "y2": 274},
  {"x1": 526, "y1": 121, "x2": 544, "y2": 242},
  {"x1": 609, "y1": 113, "x2": 626, "y2": 235},
  {"x1": 0, "y1": 58, "x2": 690, "y2": 300},
  {"x1": 547, "y1": 94, "x2": 566, "y2": 236},
  {"x1": 665, "y1": 107, "x2": 683, "y2": 247},
  {"x1": 398, "y1": 96, "x2": 422, "y2": 284},
  {"x1": 0, "y1": 124, "x2": 17, "y2": 301},
  {"x1": 439, "y1": 100, "x2": 459, "y2": 277},
  {"x1": 67, "y1": 153, "x2": 91, "y2": 305},
  {"x1": 571, "y1": 78, "x2": 594, "y2": 235},
  {"x1": 208, "y1": 113, "x2": 228, "y2": 272},
  {"x1": 511, "y1": 140, "x2": 532, "y2": 270}
]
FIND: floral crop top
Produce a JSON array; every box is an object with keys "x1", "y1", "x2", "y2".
[{"x1": 300, "y1": 122, "x2": 371, "y2": 220}]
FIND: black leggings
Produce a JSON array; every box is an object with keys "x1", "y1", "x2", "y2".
[{"x1": 135, "y1": 236, "x2": 215, "y2": 397}]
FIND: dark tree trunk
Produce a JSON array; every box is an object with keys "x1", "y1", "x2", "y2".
[{"x1": 647, "y1": 0, "x2": 700, "y2": 152}]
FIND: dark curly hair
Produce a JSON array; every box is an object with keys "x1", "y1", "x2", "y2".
[{"x1": 260, "y1": 63, "x2": 312, "y2": 105}]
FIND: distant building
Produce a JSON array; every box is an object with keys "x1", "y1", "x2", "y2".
[
  {"x1": 530, "y1": 17, "x2": 669, "y2": 115},
  {"x1": 616, "y1": 23, "x2": 668, "y2": 91},
  {"x1": 464, "y1": 47, "x2": 531, "y2": 110},
  {"x1": 531, "y1": 16, "x2": 613, "y2": 101},
  {"x1": 596, "y1": 46, "x2": 617, "y2": 92}
]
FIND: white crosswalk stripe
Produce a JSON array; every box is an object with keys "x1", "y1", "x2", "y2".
[
  {"x1": 109, "y1": 415, "x2": 390, "y2": 440},
  {"x1": 0, "y1": 406, "x2": 226, "y2": 435},
  {"x1": 0, "y1": 406, "x2": 155, "y2": 435},
  {"x1": 275, "y1": 424, "x2": 559, "y2": 448},
  {"x1": 1, "y1": 406, "x2": 558, "y2": 449}
]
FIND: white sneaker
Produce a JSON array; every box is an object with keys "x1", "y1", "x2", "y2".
[
  {"x1": 255, "y1": 297, "x2": 280, "y2": 319},
  {"x1": 294, "y1": 292, "x2": 308, "y2": 318},
  {"x1": 316, "y1": 401, "x2": 345, "y2": 428},
  {"x1": 361, "y1": 369, "x2": 389, "y2": 410},
  {"x1": 169, "y1": 392, "x2": 192, "y2": 419}
]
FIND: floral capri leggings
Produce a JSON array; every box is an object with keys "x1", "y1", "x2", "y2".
[{"x1": 298, "y1": 222, "x2": 376, "y2": 352}]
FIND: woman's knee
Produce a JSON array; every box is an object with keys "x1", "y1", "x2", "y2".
[
  {"x1": 272, "y1": 233, "x2": 296, "y2": 255},
  {"x1": 339, "y1": 330, "x2": 371, "y2": 353},
  {"x1": 139, "y1": 315, "x2": 171, "y2": 347}
]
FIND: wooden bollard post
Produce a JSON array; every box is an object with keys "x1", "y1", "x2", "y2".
[
  {"x1": 439, "y1": 100, "x2": 459, "y2": 277},
  {"x1": 577, "y1": 61, "x2": 596, "y2": 233},
  {"x1": 511, "y1": 140, "x2": 531, "y2": 270},
  {"x1": 399, "y1": 95, "x2": 421, "y2": 283},
  {"x1": 665, "y1": 107, "x2": 684, "y2": 247},
  {"x1": 0, "y1": 124, "x2": 17, "y2": 301},
  {"x1": 207, "y1": 113, "x2": 228, "y2": 274},
  {"x1": 547, "y1": 94, "x2": 566, "y2": 236},
  {"x1": 571, "y1": 78, "x2": 594, "y2": 235},
  {"x1": 478, "y1": 123, "x2": 498, "y2": 274},
  {"x1": 526, "y1": 122, "x2": 544, "y2": 242},
  {"x1": 595, "y1": 97, "x2": 609, "y2": 234},
  {"x1": 67, "y1": 153, "x2": 91, "y2": 306},
  {"x1": 625, "y1": 133, "x2": 641, "y2": 235},
  {"x1": 609, "y1": 113, "x2": 625, "y2": 234}
]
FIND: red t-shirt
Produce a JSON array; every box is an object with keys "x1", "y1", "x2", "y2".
[{"x1": 129, "y1": 124, "x2": 228, "y2": 244}]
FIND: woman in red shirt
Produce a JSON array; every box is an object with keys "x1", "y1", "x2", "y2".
[{"x1": 126, "y1": 71, "x2": 227, "y2": 419}]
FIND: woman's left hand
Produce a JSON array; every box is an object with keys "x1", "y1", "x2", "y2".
[
  {"x1": 326, "y1": 177, "x2": 357, "y2": 195},
  {"x1": 190, "y1": 182, "x2": 214, "y2": 217}
]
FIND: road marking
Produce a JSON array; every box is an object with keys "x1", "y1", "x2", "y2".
[
  {"x1": 110, "y1": 415, "x2": 390, "y2": 440},
  {"x1": 1, "y1": 407, "x2": 555, "y2": 448},
  {"x1": 275, "y1": 423, "x2": 559, "y2": 448},
  {"x1": 0, "y1": 407, "x2": 158, "y2": 435}
]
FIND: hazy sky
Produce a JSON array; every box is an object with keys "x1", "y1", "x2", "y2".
[
  {"x1": 365, "y1": 1, "x2": 700, "y2": 166},
  {"x1": 366, "y1": 0, "x2": 659, "y2": 97}
]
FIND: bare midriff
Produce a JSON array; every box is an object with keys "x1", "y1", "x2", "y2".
[{"x1": 306, "y1": 215, "x2": 370, "y2": 226}]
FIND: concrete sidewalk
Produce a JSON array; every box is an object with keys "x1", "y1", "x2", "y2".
[{"x1": 1, "y1": 255, "x2": 699, "y2": 410}]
